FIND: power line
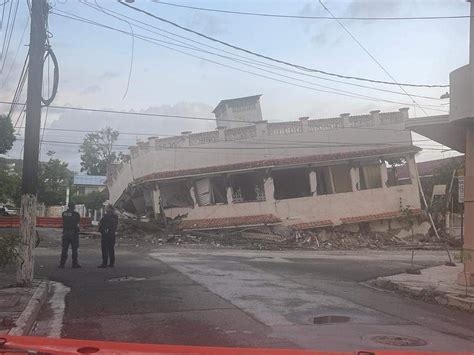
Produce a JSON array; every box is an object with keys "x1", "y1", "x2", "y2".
[
  {"x1": 0, "y1": 98, "x2": 448, "y2": 130},
  {"x1": 318, "y1": 0, "x2": 428, "y2": 117},
  {"x1": 49, "y1": 10, "x2": 448, "y2": 112},
  {"x1": 118, "y1": 1, "x2": 449, "y2": 88},
  {"x1": 77, "y1": 2, "x2": 444, "y2": 101},
  {"x1": 153, "y1": 1, "x2": 470, "y2": 22},
  {"x1": 0, "y1": 0, "x2": 18, "y2": 74},
  {"x1": 0, "y1": 14, "x2": 28, "y2": 87}
]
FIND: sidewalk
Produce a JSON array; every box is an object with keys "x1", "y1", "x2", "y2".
[
  {"x1": 372, "y1": 264, "x2": 474, "y2": 311},
  {"x1": 0, "y1": 268, "x2": 49, "y2": 336}
]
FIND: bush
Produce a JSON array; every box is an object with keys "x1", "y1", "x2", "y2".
[{"x1": 0, "y1": 234, "x2": 19, "y2": 268}]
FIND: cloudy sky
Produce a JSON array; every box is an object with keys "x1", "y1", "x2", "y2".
[{"x1": 0, "y1": 0, "x2": 468, "y2": 171}]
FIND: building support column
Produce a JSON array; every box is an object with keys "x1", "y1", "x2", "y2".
[
  {"x1": 309, "y1": 170, "x2": 317, "y2": 196},
  {"x1": 226, "y1": 186, "x2": 233, "y2": 204},
  {"x1": 264, "y1": 176, "x2": 275, "y2": 202},
  {"x1": 151, "y1": 186, "x2": 162, "y2": 219},
  {"x1": 458, "y1": 126, "x2": 474, "y2": 285},
  {"x1": 350, "y1": 167, "x2": 359, "y2": 192}
]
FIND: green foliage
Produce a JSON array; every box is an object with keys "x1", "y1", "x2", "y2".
[
  {"x1": 0, "y1": 235, "x2": 19, "y2": 268},
  {"x1": 0, "y1": 115, "x2": 15, "y2": 154},
  {"x1": 79, "y1": 127, "x2": 119, "y2": 175},
  {"x1": 0, "y1": 166, "x2": 21, "y2": 206},
  {"x1": 71, "y1": 189, "x2": 107, "y2": 211},
  {"x1": 37, "y1": 155, "x2": 73, "y2": 206}
]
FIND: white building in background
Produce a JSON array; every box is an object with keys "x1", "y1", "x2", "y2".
[
  {"x1": 213, "y1": 95, "x2": 263, "y2": 129},
  {"x1": 73, "y1": 175, "x2": 106, "y2": 195},
  {"x1": 107, "y1": 97, "x2": 427, "y2": 232}
]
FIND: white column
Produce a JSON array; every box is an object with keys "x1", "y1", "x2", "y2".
[
  {"x1": 350, "y1": 167, "x2": 359, "y2": 191},
  {"x1": 309, "y1": 171, "x2": 317, "y2": 196},
  {"x1": 226, "y1": 186, "x2": 233, "y2": 204},
  {"x1": 264, "y1": 176, "x2": 275, "y2": 202},
  {"x1": 381, "y1": 163, "x2": 389, "y2": 188},
  {"x1": 189, "y1": 186, "x2": 197, "y2": 207}
]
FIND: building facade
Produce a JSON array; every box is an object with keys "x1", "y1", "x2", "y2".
[
  {"x1": 107, "y1": 106, "x2": 423, "y2": 231},
  {"x1": 213, "y1": 95, "x2": 263, "y2": 129}
]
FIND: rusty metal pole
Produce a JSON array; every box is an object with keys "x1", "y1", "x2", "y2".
[{"x1": 16, "y1": 0, "x2": 48, "y2": 287}]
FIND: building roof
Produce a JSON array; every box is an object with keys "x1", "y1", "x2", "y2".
[
  {"x1": 73, "y1": 175, "x2": 106, "y2": 186},
  {"x1": 212, "y1": 95, "x2": 262, "y2": 113},
  {"x1": 136, "y1": 145, "x2": 420, "y2": 184},
  {"x1": 177, "y1": 214, "x2": 281, "y2": 230},
  {"x1": 397, "y1": 156, "x2": 464, "y2": 180}
]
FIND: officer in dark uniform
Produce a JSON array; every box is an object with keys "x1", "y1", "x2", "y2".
[
  {"x1": 59, "y1": 202, "x2": 81, "y2": 268},
  {"x1": 98, "y1": 204, "x2": 118, "y2": 268}
]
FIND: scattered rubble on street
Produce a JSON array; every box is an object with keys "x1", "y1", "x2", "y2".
[{"x1": 114, "y1": 218, "x2": 458, "y2": 251}]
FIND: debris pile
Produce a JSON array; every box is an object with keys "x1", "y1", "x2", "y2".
[{"x1": 114, "y1": 218, "x2": 451, "y2": 251}]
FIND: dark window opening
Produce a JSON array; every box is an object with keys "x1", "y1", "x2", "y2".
[
  {"x1": 359, "y1": 164, "x2": 382, "y2": 190},
  {"x1": 331, "y1": 165, "x2": 352, "y2": 193},
  {"x1": 194, "y1": 176, "x2": 228, "y2": 206},
  {"x1": 315, "y1": 167, "x2": 333, "y2": 195},
  {"x1": 160, "y1": 181, "x2": 193, "y2": 208},
  {"x1": 386, "y1": 158, "x2": 411, "y2": 186},
  {"x1": 231, "y1": 173, "x2": 265, "y2": 202},
  {"x1": 272, "y1": 168, "x2": 311, "y2": 200}
]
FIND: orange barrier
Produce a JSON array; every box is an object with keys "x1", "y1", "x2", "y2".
[
  {"x1": 0, "y1": 217, "x2": 92, "y2": 228},
  {"x1": 2, "y1": 336, "x2": 471, "y2": 355}
]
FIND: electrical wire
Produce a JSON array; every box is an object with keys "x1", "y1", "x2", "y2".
[
  {"x1": 84, "y1": 0, "x2": 134, "y2": 99},
  {"x1": 0, "y1": 14, "x2": 28, "y2": 88},
  {"x1": 49, "y1": 11, "x2": 448, "y2": 112},
  {"x1": 118, "y1": 1, "x2": 449, "y2": 88},
  {"x1": 318, "y1": 0, "x2": 428, "y2": 116},
  {"x1": 76, "y1": 2, "x2": 444, "y2": 101},
  {"x1": 0, "y1": 0, "x2": 13, "y2": 66},
  {"x1": 1, "y1": 0, "x2": 19, "y2": 74},
  {"x1": 153, "y1": 1, "x2": 470, "y2": 22}
]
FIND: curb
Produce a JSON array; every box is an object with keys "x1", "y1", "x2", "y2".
[
  {"x1": 8, "y1": 281, "x2": 50, "y2": 336},
  {"x1": 371, "y1": 278, "x2": 474, "y2": 312}
]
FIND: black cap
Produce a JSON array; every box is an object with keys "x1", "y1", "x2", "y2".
[{"x1": 67, "y1": 202, "x2": 75, "y2": 209}]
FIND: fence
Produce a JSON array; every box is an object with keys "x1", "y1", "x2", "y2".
[{"x1": 0, "y1": 216, "x2": 92, "y2": 228}]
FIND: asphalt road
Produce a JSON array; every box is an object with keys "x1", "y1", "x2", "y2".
[{"x1": 29, "y1": 229, "x2": 474, "y2": 352}]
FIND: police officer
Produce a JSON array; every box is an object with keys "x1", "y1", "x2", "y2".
[
  {"x1": 59, "y1": 202, "x2": 81, "y2": 269},
  {"x1": 98, "y1": 204, "x2": 118, "y2": 268}
]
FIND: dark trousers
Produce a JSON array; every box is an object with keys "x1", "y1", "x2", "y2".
[
  {"x1": 60, "y1": 232, "x2": 79, "y2": 266},
  {"x1": 101, "y1": 235, "x2": 116, "y2": 266}
]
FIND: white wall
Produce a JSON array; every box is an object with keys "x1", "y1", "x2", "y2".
[
  {"x1": 108, "y1": 109, "x2": 412, "y2": 206},
  {"x1": 164, "y1": 183, "x2": 420, "y2": 227}
]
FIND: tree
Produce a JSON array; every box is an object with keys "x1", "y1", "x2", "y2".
[
  {"x1": 71, "y1": 189, "x2": 107, "y2": 211},
  {"x1": 79, "y1": 127, "x2": 119, "y2": 175},
  {"x1": 37, "y1": 153, "x2": 73, "y2": 206},
  {"x1": 0, "y1": 114, "x2": 15, "y2": 154},
  {"x1": 0, "y1": 168, "x2": 21, "y2": 206}
]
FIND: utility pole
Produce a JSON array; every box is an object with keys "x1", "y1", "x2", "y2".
[{"x1": 17, "y1": 0, "x2": 49, "y2": 287}]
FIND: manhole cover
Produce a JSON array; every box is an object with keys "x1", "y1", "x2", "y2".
[
  {"x1": 313, "y1": 315, "x2": 350, "y2": 324},
  {"x1": 370, "y1": 335, "x2": 427, "y2": 347},
  {"x1": 107, "y1": 276, "x2": 146, "y2": 282}
]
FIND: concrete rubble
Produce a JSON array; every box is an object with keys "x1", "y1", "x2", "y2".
[{"x1": 115, "y1": 218, "x2": 455, "y2": 251}]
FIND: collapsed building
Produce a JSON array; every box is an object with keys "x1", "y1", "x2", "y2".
[{"x1": 107, "y1": 95, "x2": 425, "y2": 232}]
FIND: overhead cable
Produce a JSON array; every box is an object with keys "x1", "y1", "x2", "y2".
[
  {"x1": 154, "y1": 1, "x2": 470, "y2": 22},
  {"x1": 118, "y1": 1, "x2": 449, "y2": 88}
]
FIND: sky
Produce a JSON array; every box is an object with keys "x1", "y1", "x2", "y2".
[{"x1": 0, "y1": 0, "x2": 469, "y2": 172}]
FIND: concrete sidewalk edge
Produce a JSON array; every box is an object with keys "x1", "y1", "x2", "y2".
[
  {"x1": 371, "y1": 278, "x2": 474, "y2": 312},
  {"x1": 8, "y1": 281, "x2": 50, "y2": 336}
]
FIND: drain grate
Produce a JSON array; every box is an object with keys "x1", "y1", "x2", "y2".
[
  {"x1": 313, "y1": 315, "x2": 350, "y2": 324},
  {"x1": 370, "y1": 335, "x2": 427, "y2": 347}
]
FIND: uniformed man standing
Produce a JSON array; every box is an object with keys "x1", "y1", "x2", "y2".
[
  {"x1": 98, "y1": 204, "x2": 118, "y2": 268},
  {"x1": 59, "y1": 202, "x2": 81, "y2": 269}
]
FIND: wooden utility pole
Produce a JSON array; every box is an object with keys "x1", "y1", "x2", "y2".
[{"x1": 17, "y1": 0, "x2": 49, "y2": 287}]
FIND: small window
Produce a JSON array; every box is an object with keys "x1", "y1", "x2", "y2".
[
  {"x1": 330, "y1": 165, "x2": 352, "y2": 193},
  {"x1": 386, "y1": 158, "x2": 411, "y2": 186},
  {"x1": 160, "y1": 181, "x2": 194, "y2": 208},
  {"x1": 272, "y1": 168, "x2": 311, "y2": 200},
  {"x1": 359, "y1": 164, "x2": 382, "y2": 190},
  {"x1": 194, "y1": 177, "x2": 228, "y2": 206}
]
